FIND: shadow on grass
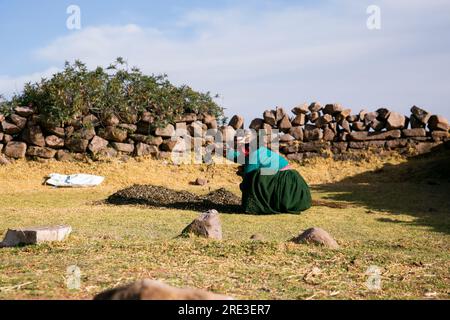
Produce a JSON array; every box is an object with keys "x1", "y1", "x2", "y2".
[{"x1": 314, "y1": 143, "x2": 450, "y2": 234}]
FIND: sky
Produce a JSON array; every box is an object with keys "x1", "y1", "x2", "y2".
[{"x1": 1, "y1": 0, "x2": 450, "y2": 122}]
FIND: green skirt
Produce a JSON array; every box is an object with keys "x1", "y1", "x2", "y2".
[{"x1": 240, "y1": 169, "x2": 312, "y2": 215}]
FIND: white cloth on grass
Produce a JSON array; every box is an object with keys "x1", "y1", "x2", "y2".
[{"x1": 45, "y1": 174, "x2": 105, "y2": 188}]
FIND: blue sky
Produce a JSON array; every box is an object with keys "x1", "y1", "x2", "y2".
[{"x1": 1, "y1": 0, "x2": 450, "y2": 121}]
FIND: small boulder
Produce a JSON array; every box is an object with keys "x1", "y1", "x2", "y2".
[
  {"x1": 292, "y1": 103, "x2": 309, "y2": 115},
  {"x1": 323, "y1": 103, "x2": 343, "y2": 115},
  {"x1": 88, "y1": 136, "x2": 109, "y2": 154},
  {"x1": 99, "y1": 126, "x2": 128, "y2": 142},
  {"x1": 278, "y1": 115, "x2": 292, "y2": 132},
  {"x1": 289, "y1": 126, "x2": 304, "y2": 141},
  {"x1": 181, "y1": 210, "x2": 222, "y2": 240},
  {"x1": 228, "y1": 115, "x2": 244, "y2": 130},
  {"x1": 308, "y1": 102, "x2": 322, "y2": 112},
  {"x1": 428, "y1": 115, "x2": 449, "y2": 131},
  {"x1": 93, "y1": 279, "x2": 232, "y2": 300},
  {"x1": 0, "y1": 225, "x2": 72, "y2": 248},
  {"x1": 194, "y1": 178, "x2": 208, "y2": 186},
  {"x1": 249, "y1": 118, "x2": 264, "y2": 131},
  {"x1": 14, "y1": 106, "x2": 35, "y2": 117},
  {"x1": 45, "y1": 135, "x2": 65, "y2": 149},
  {"x1": 26, "y1": 146, "x2": 57, "y2": 159},
  {"x1": 155, "y1": 124, "x2": 175, "y2": 138},
  {"x1": 291, "y1": 114, "x2": 306, "y2": 126},
  {"x1": 1, "y1": 121, "x2": 21, "y2": 135},
  {"x1": 110, "y1": 142, "x2": 135, "y2": 154},
  {"x1": 10, "y1": 114, "x2": 27, "y2": 129},
  {"x1": 263, "y1": 110, "x2": 276, "y2": 126},
  {"x1": 386, "y1": 112, "x2": 406, "y2": 130},
  {"x1": 411, "y1": 106, "x2": 431, "y2": 124},
  {"x1": 291, "y1": 227, "x2": 339, "y2": 249},
  {"x1": 65, "y1": 137, "x2": 89, "y2": 153},
  {"x1": 4, "y1": 141, "x2": 27, "y2": 159},
  {"x1": 135, "y1": 143, "x2": 159, "y2": 157}
]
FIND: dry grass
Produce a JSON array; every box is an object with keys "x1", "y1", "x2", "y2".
[{"x1": 0, "y1": 154, "x2": 449, "y2": 300}]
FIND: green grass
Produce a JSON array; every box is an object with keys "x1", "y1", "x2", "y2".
[{"x1": 0, "y1": 154, "x2": 449, "y2": 300}]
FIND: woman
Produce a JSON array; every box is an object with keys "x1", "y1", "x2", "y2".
[{"x1": 223, "y1": 132, "x2": 312, "y2": 215}]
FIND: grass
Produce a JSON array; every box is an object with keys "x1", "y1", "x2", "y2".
[{"x1": 0, "y1": 153, "x2": 449, "y2": 300}]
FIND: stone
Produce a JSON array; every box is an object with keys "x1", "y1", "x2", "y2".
[
  {"x1": 82, "y1": 114, "x2": 100, "y2": 127},
  {"x1": 428, "y1": 115, "x2": 449, "y2": 131},
  {"x1": 414, "y1": 142, "x2": 441, "y2": 155},
  {"x1": 195, "y1": 178, "x2": 208, "y2": 186},
  {"x1": 155, "y1": 124, "x2": 175, "y2": 138},
  {"x1": 117, "y1": 124, "x2": 137, "y2": 133},
  {"x1": 76, "y1": 127, "x2": 96, "y2": 140},
  {"x1": 316, "y1": 114, "x2": 333, "y2": 127},
  {"x1": 129, "y1": 134, "x2": 163, "y2": 146},
  {"x1": 110, "y1": 142, "x2": 135, "y2": 154},
  {"x1": 291, "y1": 114, "x2": 306, "y2": 126},
  {"x1": 280, "y1": 134, "x2": 295, "y2": 143},
  {"x1": 386, "y1": 112, "x2": 406, "y2": 130},
  {"x1": 358, "y1": 109, "x2": 368, "y2": 121},
  {"x1": 304, "y1": 126, "x2": 323, "y2": 141},
  {"x1": 26, "y1": 146, "x2": 56, "y2": 159},
  {"x1": 347, "y1": 115, "x2": 358, "y2": 123},
  {"x1": 88, "y1": 136, "x2": 109, "y2": 154},
  {"x1": 278, "y1": 115, "x2": 292, "y2": 132},
  {"x1": 308, "y1": 102, "x2": 322, "y2": 112},
  {"x1": 431, "y1": 131, "x2": 449, "y2": 142},
  {"x1": 14, "y1": 106, "x2": 34, "y2": 117},
  {"x1": 376, "y1": 108, "x2": 391, "y2": 121},
  {"x1": 102, "y1": 114, "x2": 120, "y2": 126},
  {"x1": 99, "y1": 126, "x2": 128, "y2": 142},
  {"x1": 350, "y1": 130, "x2": 401, "y2": 141},
  {"x1": 10, "y1": 114, "x2": 27, "y2": 129},
  {"x1": 175, "y1": 122, "x2": 188, "y2": 135},
  {"x1": 140, "y1": 111, "x2": 154, "y2": 124},
  {"x1": 410, "y1": 115, "x2": 425, "y2": 129},
  {"x1": 386, "y1": 139, "x2": 409, "y2": 149},
  {"x1": 1, "y1": 121, "x2": 21, "y2": 134},
  {"x1": 352, "y1": 122, "x2": 367, "y2": 131},
  {"x1": 349, "y1": 141, "x2": 368, "y2": 149},
  {"x1": 275, "y1": 107, "x2": 287, "y2": 122},
  {"x1": 65, "y1": 137, "x2": 89, "y2": 153},
  {"x1": 308, "y1": 112, "x2": 320, "y2": 123},
  {"x1": 323, "y1": 103, "x2": 343, "y2": 115},
  {"x1": 411, "y1": 106, "x2": 431, "y2": 124},
  {"x1": 3, "y1": 134, "x2": 13, "y2": 143},
  {"x1": 93, "y1": 279, "x2": 232, "y2": 300},
  {"x1": 228, "y1": 115, "x2": 244, "y2": 130},
  {"x1": 331, "y1": 142, "x2": 348, "y2": 153},
  {"x1": 207, "y1": 120, "x2": 218, "y2": 130},
  {"x1": 202, "y1": 113, "x2": 216, "y2": 126},
  {"x1": 4, "y1": 142, "x2": 27, "y2": 159},
  {"x1": 249, "y1": 118, "x2": 264, "y2": 131},
  {"x1": 23, "y1": 126, "x2": 45, "y2": 147},
  {"x1": 135, "y1": 143, "x2": 159, "y2": 157},
  {"x1": 281, "y1": 143, "x2": 299, "y2": 154},
  {"x1": 0, "y1": 154, "x2": 10, "y2": 166},
  {"x1": 176, "y1": 113, "x2": 197, "y2": 123},
  {"x1": 364, "y1": 112, "x2": 378, "y2": 126},
  {"x1": 188, "y1": 121, "x2": 204, "y2": 137},
  {"x1": 292, "y1": 103, "x2": 309, "y2": 115},
  {"x1": 0, "y1": 225, "x2": 72, "y2": 248},
  {"x1": 181, "y1": 210, "x2": 222, "y2": 240},
  {"x1": 160, "y1": 139, "x2": 179, "y2": 152},
  {"x1": 286, "y1": 153, "x2": 303, "y2": 162},
  {"x1": 298, "y1": 142, "x2": 328, "y2": 153},
  {"x1": 45, "y1": 135, "x2": 65, "y2": 149},
  {"x1": 261, "y1": 123, "x2": 272, "y2": 135},
  {"x1": 289, "y1": 126, "x2": 304, "y2": 141},
  {"x1": 96, "y1": 147, "x2": 118, "y2": 159},
  {"x1": 291, "y1": 227, "x2": 339, "y2": 249},
  {"x1": 250, "y1": 234, "x2": 264, "y2": 241},
  {"x1": 46, "y1": 126, "x2": 65, "y2": 138},
  {"x1": 402, "y1": 128, "x2": 427, "y2": 137},
  {"x1": 323, "y1": 127, "x2": 336, "y2": 141},
  {"x1": 340, "y1": 119, "x2": 351, "y2": 133},
  {"x1": 370, "y1": 119, "x2": 385, "y2": 131}
]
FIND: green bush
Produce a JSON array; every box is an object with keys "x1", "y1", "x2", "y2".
[{"x1": 9, "y1": 58, "x2": 223, "y2": 128}]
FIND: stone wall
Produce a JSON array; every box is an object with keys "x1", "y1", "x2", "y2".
[
  {"x1": 226, "y1": 104, "x2": 449, "y2": 162},
  {"x1": 0, "y1": 103, "x2": 449, "y2": 165}
]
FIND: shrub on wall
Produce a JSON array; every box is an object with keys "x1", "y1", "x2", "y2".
[{"x1": 9, "y1": 58, "x2": 223, "y2": 128}]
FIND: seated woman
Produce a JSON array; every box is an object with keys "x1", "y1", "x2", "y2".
[{"x1": 223, "y1": 131, "x2": 312, "y2": 215}]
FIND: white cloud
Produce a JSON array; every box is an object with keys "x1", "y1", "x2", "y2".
[
  {"x1": 0, "y1": 67, "x2": 60, "y2": 98},
  {"x1": 1, "y1": 1, "x2": 450, "y2": 121}
]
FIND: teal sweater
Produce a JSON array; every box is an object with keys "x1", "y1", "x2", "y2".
[{"x1": 226, "y1": 146, "x2": 289, "y2": 175}]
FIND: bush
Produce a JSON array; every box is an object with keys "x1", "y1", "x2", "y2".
[{"x1": 9, "y1": 58, "x2": 223, "y2": 128}]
